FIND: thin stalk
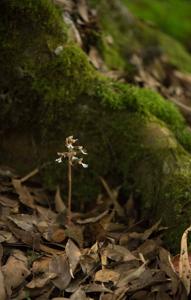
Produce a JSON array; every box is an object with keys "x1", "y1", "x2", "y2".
[{"x1": 67, "y1": 159, "x2": 72, "y2": 224}]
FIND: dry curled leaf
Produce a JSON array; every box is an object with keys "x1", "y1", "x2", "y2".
[
  {"x1": 179, "y1": 225, "x2": 191, "y2": 295},
  {"x1": 65, "y1": 239, "x2": 81, "y2": 278}
]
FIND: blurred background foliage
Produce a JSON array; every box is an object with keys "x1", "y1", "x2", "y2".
[{"x1": 124, "y1": 0, "x2": 191, "y2": 51}]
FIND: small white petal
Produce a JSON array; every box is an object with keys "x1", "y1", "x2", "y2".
[
  {"x1": 67, "y1": 143, "x2": 74, "y2": 150},
  {"x1": 81, "y1": 149, "x2": 88, "y2": 155},
  {"x1": 78, "y1": 146, "x2": 88, "y2": 155},
  {"x1": 81, "y1": 163, "x2": 88, "y2": 168},
  {"x1": 55, "y1": 157, "x2": 62, "y2": 163}
]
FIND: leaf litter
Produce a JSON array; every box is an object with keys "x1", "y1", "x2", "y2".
[
  {"x1": 0, "y1": 166, "x2": 190, "y2": 299},
  {"x1": 1, "y1": 0, "x2": 191, "y2": 298}
]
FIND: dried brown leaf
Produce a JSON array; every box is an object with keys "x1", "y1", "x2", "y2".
[
  {"x1": 0, "y1": 230, "x2": 13, "y2": 243},
  {"x1": 26, "y1": 273, "x2": 56, "y2": 289},
  {"x1": 39, "y1": 244, "x2": 64, "y2": 255},
  {"x1": 12, "y1": 179, "x2": 35, "y2": 208},
  {"x1": 49, "y1": 254, "x2": 71, "y2": 290},
  {"x1": 65, "y1": 239, "x2": 81, "y2": 277},
  {"x1": 32, "y1": 256, "x2": 52, "y2": 274},
  {"x1": 55, "y1": 186, "x2": 66, "y2": 213},
  {"x1": 2, "y1": 250, "x2": 30, "y2": 295},
  {"x1": 36, "y1": 205, "x2": 57, "y2": 221},
  {"x1": 77, "y1": 0, "x2": 89, "y2": 23},
  {"x1": 102, "y1": 243, "x2": 138, "y2": 263},
  {"x1": 65, "y1": 224, "x2": 84, "y2": 248},
  {"x1": 159, "y1": 247, "x2": 179, "y2": 295},
  {"x1": 7, "y1": 220, "x2": 41, "y2": 249},
  {"x1": 70, "y1": 287, "x2": 88, "y2": 300},
  {"x1": 8, "y1": 214, "x2": 37, "y2": 231},
  {"x1": 95, "y1": 269, "x2": 120, "y2": 283},
  {"x1": 100, "y1": 177, "x2": 124, "y2": 217},
  {"x1": 89, "y1": 47, "x2": 104, "y2": 70},
  {"x1": 0, "y1": 269, "x2": 6, "y2": 300},
  {"x1": 0, "y1": 195, "x2": 18, "y2": 208},
  {"x1": 179, "y1": 225, "x2": 191, "y2": 295},
  {"x1": 80, "y1": 254, "x2": 98, "y2": 275},
  {"x1": 83, "y1": 283, "x2": 112, "y2": 293},
  {"x1": 51, "y1": 228, "x2": 66, "y2": 243},
  {"x1": 117, "y1": 262, "x2": 147, "y2": 287},
  {"x1": 76, "y1": 209, "x2": 109, "y2": 224}
]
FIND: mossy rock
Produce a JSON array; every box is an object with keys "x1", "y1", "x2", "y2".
[{"x1": 1, "y1": 0, "x2": 191, "y2": 252}]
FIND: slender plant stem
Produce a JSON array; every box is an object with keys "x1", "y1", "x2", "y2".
[{"x1": 67, "y1": 159, "x2": 72, "y2": 224}]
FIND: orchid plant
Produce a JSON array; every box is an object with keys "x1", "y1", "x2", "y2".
[{"x1": 56, "y1": 136, "x2": 88, "y2": 224}]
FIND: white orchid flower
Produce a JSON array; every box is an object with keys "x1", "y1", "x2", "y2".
[{"x1": 55, "y1": 157, "x2": 62, "y2": 163}]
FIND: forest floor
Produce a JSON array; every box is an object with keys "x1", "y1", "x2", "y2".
[
  {"x1": 0, "y1": 166, "x2": 189, "y2": 300},
  {"x1": 1, "y1": 0, "x2": 191, "y2": 299}
]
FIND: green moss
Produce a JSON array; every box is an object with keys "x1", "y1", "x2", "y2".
[
  {"x1": 33, "y1": 45, "x2": 96, "y2": 104},
  {"x1": 0, "y1": 0, "x2": 67, "y2": 127},
  {"x1": 159, "y1": 163, "x2": 191, "y2": 251},
  {"x1": 93, "y1": 79, "x2": 191, "y2": 151}
]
